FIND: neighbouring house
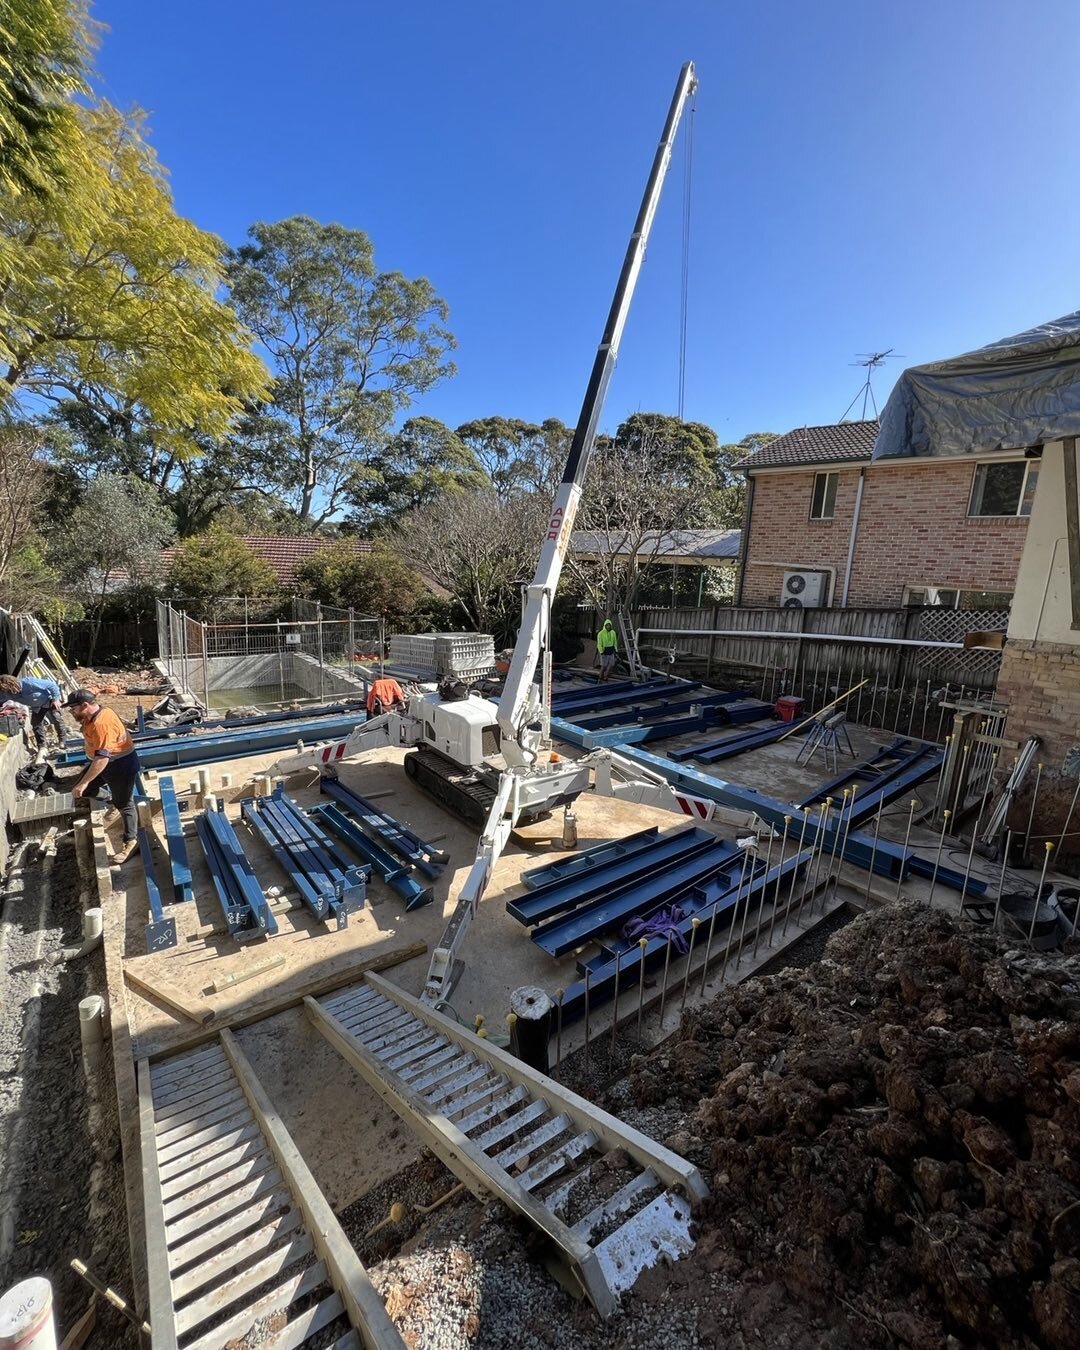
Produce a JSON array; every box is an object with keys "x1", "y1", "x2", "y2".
[
  {"x1": 735, "y1": 420, "x2": 1033, "y2": 611},
  {"x1": 873, "y1": 310, "x2": 1080, "y2": 860},
  {"x1": 570, "y1": 528, "x2": 742, "y2": 606}
]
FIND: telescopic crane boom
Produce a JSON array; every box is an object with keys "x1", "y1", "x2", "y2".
[{"x1": 421, "y1": 61, "x2": 699, "y2": 1003}]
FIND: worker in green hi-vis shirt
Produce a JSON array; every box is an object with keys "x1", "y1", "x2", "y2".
[{"x1": 596, "y1": 619, "x2": 619, "y2": 682}]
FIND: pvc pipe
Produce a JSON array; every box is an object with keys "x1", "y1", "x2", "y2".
[
  {"x1": 0, "y1": 1276, "x2": 56, "y2": 1349},
  {"x1": 79, "y1": 996, "x2": 104, "y2": 1074},
  {"x1": 49, "y1": 907, "x2": 103, "y2": 966},
  {"x1": 840, "y1": 468, "x2": 866, "y2": 606},
  {"x1": 636, "y1": 626, "x2": 967, "y2": 651}
]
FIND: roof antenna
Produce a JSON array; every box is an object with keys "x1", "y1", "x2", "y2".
[{"x1": 840, "y1": 350, "x2": 900, "y2": 421}]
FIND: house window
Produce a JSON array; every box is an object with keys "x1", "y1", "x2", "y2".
[
  {"x1": 810, "y1": 471, "x2": 838, "y2": 520},
  {"x1": 968, "y1": 459, "x2": 1039, "y2": 517}
]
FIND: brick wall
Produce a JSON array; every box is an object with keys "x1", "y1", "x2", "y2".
[
  {"x1": 996, "y1": 640, "x2": 1080, "y2": 865},
  {"x1": 741, "y1": 460, "x2": 1028, "y2": 607}
]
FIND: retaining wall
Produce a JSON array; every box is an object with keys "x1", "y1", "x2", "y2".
[{"x1": 0, "y1": 732, "x2": 29, "y2": 873}]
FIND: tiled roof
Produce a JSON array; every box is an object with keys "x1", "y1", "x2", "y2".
[
  {"x1": 160, "y1": 535, "x2": 372, "y2": 584},
  {"x1": 742, "y1": 420, "x2": 879, "y2": 470}
]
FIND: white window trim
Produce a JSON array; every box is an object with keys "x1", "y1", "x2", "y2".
[
  {"x1": 809, "y1": 471, "x2": 838, "y2": 521},
  {"x1": 967, "y1": 457, "x2": 1037, "y2": 518}
]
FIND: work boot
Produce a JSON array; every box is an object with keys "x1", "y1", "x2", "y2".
[
  {"x1": 111, "y1": 838, "x2": 138, "y2": 867},
  {"x1": 103, "y1": 806, "x2": 121, "y2": 826}
]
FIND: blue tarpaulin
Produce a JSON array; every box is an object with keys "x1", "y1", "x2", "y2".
[{"x1": 874, "y1": 311, "x2": 1080, "y2": 461}]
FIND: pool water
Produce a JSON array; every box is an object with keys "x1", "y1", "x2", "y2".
[{"x1": 207, "y1": 683, "x2": 312, "y2": 710}]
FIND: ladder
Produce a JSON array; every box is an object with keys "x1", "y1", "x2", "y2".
[
  {"x1": 615, "y1": 603, "x2": 644, "y2": 681},
  {"x1": 306, "y1": 973, "x2": 707, "y2": 1319},
  {"x1": 139, "y1": 1030, "x2": 403, "y2": 1350}
]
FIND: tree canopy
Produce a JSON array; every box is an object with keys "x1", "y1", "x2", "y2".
[
  {"x1": 348, "y1": 416, "x2": 486, "y2": 527},
  {"x1": 226, "y1": 216, "x2": 457, "y2": 525},
  {"x1": 167, "y1": 527, "x2": 277, "y2": 601},
  {"x1": 293, "y1": 543, "x2": 429, "y2": 628}
]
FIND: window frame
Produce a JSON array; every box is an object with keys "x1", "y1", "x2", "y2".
[
  {"x1": 967, "y1": 458, "x2": 1039, "y2": 519},
  {"x1": 809, "y1": 470, "x2": 839, "y2": 521}
]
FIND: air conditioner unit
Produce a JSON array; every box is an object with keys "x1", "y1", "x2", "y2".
[{"x1": 781, "y1": 569, "x2": 829, "y2": 608}]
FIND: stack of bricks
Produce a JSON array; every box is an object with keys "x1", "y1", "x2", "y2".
[{"x1": 996, "y1": 640, "x2": 1080, "y2": 866}]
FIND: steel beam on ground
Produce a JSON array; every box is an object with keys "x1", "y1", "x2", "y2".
[
  {"x1": 158, "y1": 775, "x2": 194, "y2": 903},
  {"x1": 309, "y1": 803, "x2": 433, "y2": 911}
]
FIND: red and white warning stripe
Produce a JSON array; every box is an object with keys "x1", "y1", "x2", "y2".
[{"x1": 675, "y1": 793, "x2": 714, "y2": 820}]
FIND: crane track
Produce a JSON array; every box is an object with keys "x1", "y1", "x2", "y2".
[
  {"x1": 404, "y1": 747, "x2": 496, "y2": 827},
  {"x1": 306, "y1": 973, "x2": 708, "y2": 1318},
  {"x1": 139, "y1": 1030, "x2": 403, "y2": 1349}
]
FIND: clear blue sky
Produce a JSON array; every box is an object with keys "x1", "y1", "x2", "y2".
[{"x1": 90, "y1": 0, "x2": 1080, "y2": 444}]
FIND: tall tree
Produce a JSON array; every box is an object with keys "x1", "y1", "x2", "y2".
[
  {"x1": 60, "y1": 471, "x2": 174, "y2": 661},
  {"x1": 394, "y1": 489, "x2": 546, "y2": 641},
  {"x1": 226, "y1": 216, "x2": 456, "y2": 525},
  {"x1": 348, "y1": 416, "x2": 486, "y2": 527},
  {"x1": 0, "y1": 0, "x2": 92, "y2": 201},
  {"x1": 455, "y1": 416, "x2": 572, "y2": 499},
  {"x1": 2, "y1": 103, "x2": 269, "y2": 450},
  {"x1": 0, "y1": 423, "x2": 47, "y2": 590}
]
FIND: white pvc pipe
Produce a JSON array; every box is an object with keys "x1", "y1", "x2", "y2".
[
  {"x1": 79, "y1": 995, "x2": 105, "y2": 1075},
  {"x1": 0, "y1": 1277, "x2": 56, "y2": 1349},
  {"x1": 635, "y1": 626, "x2": 966, "y2": 651},
  {"x1": 83, "y1": 907, "x2": 103, "y2": 943}
]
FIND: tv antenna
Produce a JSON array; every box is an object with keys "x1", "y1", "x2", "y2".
[{"x1": 840, "y1": 349, "x2": 901, "y2": 421}]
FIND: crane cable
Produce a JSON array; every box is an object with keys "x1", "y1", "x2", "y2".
[{"x1": 677, "y1": 91, "x2": 696, "y2": 421}]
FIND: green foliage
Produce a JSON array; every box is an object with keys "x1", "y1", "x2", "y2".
[
  {"x1": 0, "y1": 0, "x2": 92, "y2": 199},
  {"x1": 349, "y1": 417, "x2": 486, "y2": 528},
  {"x1": 293, "y1": 542, "x2": 429, "y2": 627},
  {"x1": 167, "y1": 527, "x2": 277, "y2": 601},
  {"x1": 60, "y1": 471, "x2": 174, "y2": 661},
  {"x1": 226, "y1": 216, "x2": 456, "y2": 524},
  {"x1": 455, "y1": 416, "x2": 572, "y2": 498},
  {"x1": 2, "y1": 102, "x2": 269, "y2": 443}
]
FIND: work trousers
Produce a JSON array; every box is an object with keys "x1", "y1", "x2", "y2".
[
  {"x1": 30, "y1": 706, "x2": 63, "y2": 748},
  {"x1": 84, "y1": 751, "x2": 140, "y2": 842}
]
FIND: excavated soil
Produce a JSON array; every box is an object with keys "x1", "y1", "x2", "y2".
[{"x1": 628, "y1": 906, "x2": 1080, "y2": 1348}]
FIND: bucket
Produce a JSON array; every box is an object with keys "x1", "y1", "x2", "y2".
[{"x1": 775, "y1": 695, "x2": 805, "y2": 723}]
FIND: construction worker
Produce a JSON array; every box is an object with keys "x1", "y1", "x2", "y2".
[
  {"x1": 596, "y1": 619, "x2": 619, "y2": 682},
  {"x1": 0, "y1": 672, "x2": 64, "y2": 750},
  {"x1": 66, "y1": 688, "x2": 140, "y2": 863},
  {"x1": 367, "y1": 676, "x2": 405, "y2": 719}
]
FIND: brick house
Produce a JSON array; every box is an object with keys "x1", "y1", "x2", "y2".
[{"x1": 735, "y1": 420, "x2": 1034, "y2": 610}]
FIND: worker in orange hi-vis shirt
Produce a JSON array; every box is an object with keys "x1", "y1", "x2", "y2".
[
  {"x1": 66, "y1": 687, "x2": 141, "y2": 864},
  {"x1": 367, "y1": 677, "x2": 405, "y2": 719}
]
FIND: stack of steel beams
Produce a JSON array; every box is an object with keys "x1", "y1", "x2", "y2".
[
  {"x1": 309, "y1": 802, "x2": 434, "y2": 911},
  {"x1": 320, "y1": 777, "x2": 448, "y2": 878},
  {"x1": 241, "y1": 786, "x2": 367, "y2": 928},
  {"x1": 195, "y1": 804, "x2": 279, "y2": 941}
]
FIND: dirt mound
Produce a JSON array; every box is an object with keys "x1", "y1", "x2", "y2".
[{"x1": 629, "y1": 907, "x2": 1080, "y2": 1348}]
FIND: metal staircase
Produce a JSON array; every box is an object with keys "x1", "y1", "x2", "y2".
[
  {"x1": 139, "y1": 1031, "x2": 403, "y2": 1350},
  {"x1": 306, "y1": 973, "x2": 708, "y2": 1318}
]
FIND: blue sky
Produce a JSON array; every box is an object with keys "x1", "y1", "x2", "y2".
[{"x1": 90, "y1": 1, "x2": 1080, "y2": 445}]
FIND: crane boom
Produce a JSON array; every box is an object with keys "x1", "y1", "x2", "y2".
[
  {"x1": 498, "y1": 60, "x2": 698, "y2": 766},
  {"x1": 418, "y1": 63, "x2": 700, "y2": 1004}
]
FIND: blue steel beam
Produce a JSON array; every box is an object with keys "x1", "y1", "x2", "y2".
[
  {"x1": 579, "y1": 707, "x2": 727, "y2": 750},
  {"x1": 309, "y1": 802, "x2": 433, "y2": 911},
  {"x1": 550, "y1": 679, "x2": 658, "y2": 709},
  {"x1": 157, "y1": 776, "x2": 193, "y2": 903},
  {"x1": 509, "y1": 827, "x2": 719, "y2": 927},
  {"x1": 54, "y1": 711, "x2": 366, "y2": 770},
  {"x1": 552, "y1": 680, "x2": 701, "y2": 715},
  {"x1": 532, "y1": 837, "x2": 743, "y2": 956},
  {"x1": 798, "y1": 738, "x2": 944, "y2": 826},
  {"x1": 137, "y1": 829, "x2": 177, "y2": 952},
  {"x1": 572, "y1": 690, "x2": 745, "y2": 729},
  {"x1": 320, "y1": 778, "x2": 446, "y2": 877},
  {"x1": 240, "y1": 794, "x2": 364, "y2": 928},
  {"x1": 520, "y1": 825, "x2": 662, "y2": 890},
  {"x1": 262, "y1": 790, "x2": 367, "y2": 916},
  {"x1": 195, "y1": 806, "x2": 279, "y2": 941},
  {"x1": 558, "y1": 849, "x2": 806, "y2": 1022},
  {"x1": 668, "y1": 717, "x2": 808, "y2": 764},
  {"x1": 606, "y1": 745, "x2": 986, "y2": 897}
]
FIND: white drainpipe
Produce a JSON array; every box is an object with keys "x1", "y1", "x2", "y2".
[{"x1": 841, "y1": 468, "x2": 866, "y2": 607}]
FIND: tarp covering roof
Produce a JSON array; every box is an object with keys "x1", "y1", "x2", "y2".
[{"x1": 873, "y1": 311, "x2": 1080, "y2": 460}]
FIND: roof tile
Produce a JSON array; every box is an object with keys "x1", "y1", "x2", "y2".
[{"x1": 743, "y1": 420, "x2": 878, "y2": 470}]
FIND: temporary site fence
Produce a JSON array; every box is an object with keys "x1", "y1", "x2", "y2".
[{"x1": 156, "y1": 598, "x2": 384, "y2": 709}]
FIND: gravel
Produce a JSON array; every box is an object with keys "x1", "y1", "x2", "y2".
[{"x1": 0, "y1": 835, "x2": 135, "y2": 1346}]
